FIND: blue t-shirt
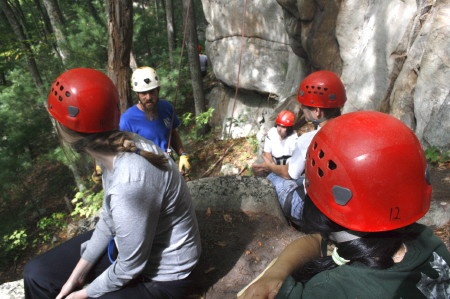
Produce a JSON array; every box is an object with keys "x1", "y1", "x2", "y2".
[{"x1": 119, "y1": 99, "x2": 180, "y2": 151}]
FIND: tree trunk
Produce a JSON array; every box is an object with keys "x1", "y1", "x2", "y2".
[
  {"x1": 42, "y1": 0, "x2": 70, "y2": 64},
  {"x1": 181, "y1": 0, "x2": 206, "y2": 117},
  {"x1": 106, "y1": 0, "x2": 133, "y2": 113},
  {"x1": 32, "y1": 0, "x2": 64, "y2": 65},
  {"x1": 0, "y1": 0, "x2": 45, "y2": 96},
  {"x1": 165, "y1": 0, "x2": 175, "y2": 66}
]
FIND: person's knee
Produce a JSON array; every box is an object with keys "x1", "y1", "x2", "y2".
[
  {"x1": 23, "y1": 253, "x2": 58, "y2": 285},
  {"x1": 23, "y1": 256, "x2": 45, "y2": 282}
]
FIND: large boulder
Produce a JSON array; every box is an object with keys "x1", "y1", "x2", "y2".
[{"x1": 201, "y1": 0, "x2": 450, "y2": 151}]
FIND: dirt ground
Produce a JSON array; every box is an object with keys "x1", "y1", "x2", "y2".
[
  {"x1": 192, "y1": 210, "x2": 303, "y2": 298},
  {"x1": 0, "y1": 138, "x2": 449, "y2": 298}
]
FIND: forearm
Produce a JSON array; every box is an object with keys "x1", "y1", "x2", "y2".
[
  {"x1": 70, "y1": 258, "x2": 93, "y2": 284},
  {"x1": 238, "y1": 234, "x2": 322, "y2": 298},
  {"x1": 265, "y1": 234, "x2": 322, "y2": 279},
  {"x1": 263, "y1": 152, "x2": 272, "y2": 162},
  {"x1": 266, "y1": 163, "x2": 291, "y2": 179},
  {"x1": 262, "y1": 155, "x2": 291, "y2": 179},
  {"x1": 267, "y1": 234, "x2": 322, "y2": 278},
  {"x1": 170, "y1": 129, "x2": 186, "y2": 156},
  {"x1": 56, "y1": 258, "x2": 93, "y2": 299}
]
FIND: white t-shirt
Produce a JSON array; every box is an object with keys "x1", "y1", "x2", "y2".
[
  {"x1": 199, "y1": 54, "x2": 208, "y2": 71},
  {"x1": 263, "y1": 127, "x2": 298, "y2": 165},
  {"x1": 287, "y1": 128, "x2": 320, "y2": 180}
]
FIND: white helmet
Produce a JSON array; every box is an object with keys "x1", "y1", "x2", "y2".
[{"x1": 131, "y1": 67, "x2": 160, "y2": 92}]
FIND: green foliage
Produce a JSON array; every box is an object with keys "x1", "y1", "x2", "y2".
[
  {"x1": 64, "y1": 3, "x2": 108, "y2": 70},
  {"x1": 182, "y1": 107, "x2": 215, "y2": 126},
  {"x1": 246, "y1": 135, "x2": 259, "y2": 154},
  {"x1": 1, "y1": 229, "x2": 28, "y2": 263},
  {"x1": 0, "y1": 70, "x2": 58, "y2": 200},
  {"x1": 181, "y1": 108, "x2": 215, "y2": 140},
  {"x1": 196, "y1": 108, "x2": 215, "y2": 125},
  {"x1": 71, "y1": 189, "x2": 104, "y2": 218},
  {"x1": 133, "y1": 7, "x2": 168, "y2": 63},
  {"x1": 157, "y1": 56, "x2": 191, "y2": 107},
  {"x1": 35, "y1": 213, "x2": 67, "y2": 244},
  {"x1": 425, "y1": 146, "x2": 450, "y2": 165}
]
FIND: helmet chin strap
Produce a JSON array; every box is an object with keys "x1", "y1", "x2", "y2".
[
  {"x1": 304, "y1": 109, "x2": 326, "y2": 129},
  {"x1": 329, "y1": 230, "x2": 367, "y2": 243}
]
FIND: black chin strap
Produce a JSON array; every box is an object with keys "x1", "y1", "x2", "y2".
[{"x1": 304, "y1": 109, "x2": 325, "y2": 129}]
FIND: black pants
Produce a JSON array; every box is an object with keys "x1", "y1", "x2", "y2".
[{"x1": 23, "y1": 231, "x2": 197, "y2": 298}]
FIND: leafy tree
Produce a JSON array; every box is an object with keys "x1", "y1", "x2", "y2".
[
  {"x1": 0, "y1": 69, "x2": 57, "y2": 202},
  {"x1": 0, "y1": 0, "x2": 45, "y2": 95},
  {"x1": 0, "y1": 0, "x2": 208, "y2": 203}
]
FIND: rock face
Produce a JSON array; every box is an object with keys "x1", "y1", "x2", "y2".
[{"x1": 202, "y1": 0, "x2": 450, "y2": 151}]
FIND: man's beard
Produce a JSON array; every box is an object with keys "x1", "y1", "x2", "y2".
[{"x1": 139, "y1": 99, "x2": 158, "y2": 120}]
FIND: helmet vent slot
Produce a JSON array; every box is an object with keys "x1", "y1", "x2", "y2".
[
  {"x1": 318, "y1": 150, "x2": 324, "y2": 159},
  {"x1": 318, "y1": 168, "x2": 324, "y2": 177},
  {"x1": 65, "y1": 91, "x2": 71, "y2": 97},
  {"x1": 328, "y1": 160, "x2": 337, "y2": 170}
]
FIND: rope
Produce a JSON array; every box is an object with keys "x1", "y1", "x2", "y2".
[
  {"x1": 227, "y1": 0, "x2": 248, "y2": 139},
  {"x1": 168, "y1": 0, "x2": 247, "y2": 150},
  {"x1": 166, "y1": 0, "x2": 192, "y2": 153}
]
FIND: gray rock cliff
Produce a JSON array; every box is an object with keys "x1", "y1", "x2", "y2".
[{"x1": 202, "y1": 0, "x2": 450, "y2": 151}]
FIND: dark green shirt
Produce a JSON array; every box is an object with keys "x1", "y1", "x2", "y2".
[{"x1": 276, "y1": 225, "x2": 450, "y2": 298}]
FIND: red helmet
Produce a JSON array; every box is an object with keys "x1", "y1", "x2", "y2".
[
  {"x1": 47, "y1": 68, "x2": 120, "y2": 133},
  {"x1": 275, "y1": 110, "x2": 295, "y2": 127},
  {"x1": 198, "y1": 45, "x2": 202, "y2": 53},
  {"x1": 297, "y1": 70, "x2": 346, "y2": 108},
  {"x1": 305, "y1": 111, "x2": 431, "y2": 232}
]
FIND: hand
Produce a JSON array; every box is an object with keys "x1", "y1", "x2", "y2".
[
  {"x1": 57, "y1": 289, "x2": 88, "y2": 299},
  {"x1": 251, "y1": 163, "x2": 269, "y2": 177},
  {"x1": 178, "y1": 154, "x2": 191, "y2": 174},
  {"x1": 91, "y1": 165, "x2": 102, "y2": 183},
  {"x1": 56, "y1": 280, "x2": 85, "y2": 299},
  {"x1": 237, "y1": 258, "x2": 283, "y2": 299},
  {"x1": 238, "y1": 276, "x2": 284, "y2": 299}
]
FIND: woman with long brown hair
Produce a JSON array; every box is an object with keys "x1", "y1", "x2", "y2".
[{"x1": 23, "y1": 68, "x2": 201, "y2": 299}]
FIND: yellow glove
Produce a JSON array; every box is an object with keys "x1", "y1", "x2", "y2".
[
  {"x1": 91, "y1": 165, "x2": 103, "y2": 183},
  {"x1": 178, "y1": 154, "x2": 191, "y2": 174}
]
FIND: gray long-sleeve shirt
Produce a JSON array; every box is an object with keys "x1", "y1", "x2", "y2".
[{"x1": 82, "y1": 136, "x2": 201, "y2": 297}]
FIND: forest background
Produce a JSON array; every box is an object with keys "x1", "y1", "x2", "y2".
[{"x1": 0, "y1": 0, "x2": 229, "y2": 281}]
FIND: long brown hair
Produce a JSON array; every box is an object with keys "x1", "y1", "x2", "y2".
[{"x1": 55, "y1": 122, "x2": 168, "y2": 170}]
